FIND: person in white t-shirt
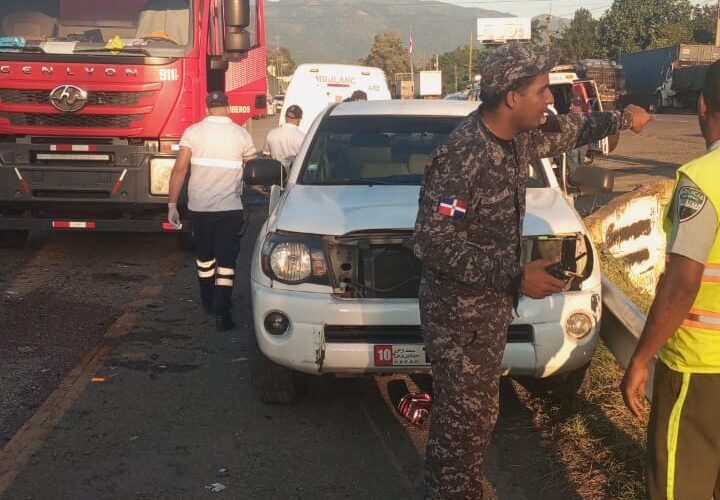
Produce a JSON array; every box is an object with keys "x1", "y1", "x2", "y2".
[
  {"x1": 167, "y1": 91, "x2": 256, "y2": 331},
  {"x1": 263, "y1": 104, "x2": 305, "y2": 168}
]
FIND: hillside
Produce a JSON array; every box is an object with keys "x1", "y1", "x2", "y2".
[{"x1": 265, "y1": 0, "x2": 512, "y2": 64}]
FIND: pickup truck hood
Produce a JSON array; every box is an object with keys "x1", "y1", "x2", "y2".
[{"x1": 273, "y1": 185, "x2": 586, "y2": 236}]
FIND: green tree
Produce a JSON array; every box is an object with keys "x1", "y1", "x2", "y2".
[
  {"x1": 438, "y1": 44, "x2": 488, "y2": 94},
  {"x1": 266, "y1": 47, "x2": 297, "y2": 78},
  {"x1": 360, "y1": 32, "x2": 410, "y2": 78},
  {"x1": 530, "y1": 18, "x2": 545, "y2": 50},
  {"x1": 555, "y1": 8, "x2": 600, "y2": 63},
  {"x1": 597, "y1": 0, "x2": 693, "y2": 60},
  {"x1": 691, "y1": 4, "x2": 716, "y2": 44}
]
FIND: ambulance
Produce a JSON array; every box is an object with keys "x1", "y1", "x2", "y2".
[{"x1": 279, "y1": 64, "x2": 392, "y2": 132}]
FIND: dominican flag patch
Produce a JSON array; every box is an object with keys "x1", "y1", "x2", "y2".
[{"x1": 437, "y1": 196, "x2": 467, "y2": 218}]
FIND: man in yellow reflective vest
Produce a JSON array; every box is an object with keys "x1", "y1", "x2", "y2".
[{"x1": 623, "y1": 60, "x2": 720, "y2": 499}]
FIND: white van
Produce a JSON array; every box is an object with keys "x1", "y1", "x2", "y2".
[{"x1": 279, "y1": 64, "x2": 392, "y2": 132}]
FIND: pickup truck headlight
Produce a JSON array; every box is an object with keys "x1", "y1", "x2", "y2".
[
  {"x1": 150, "y1": 157, "x2": 175, "y2": 195},
  {"x1": 261, "y1": 233, "x2": 329, "y2": 285}
]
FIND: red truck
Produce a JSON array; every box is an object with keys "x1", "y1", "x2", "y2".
[{"x1": 0, "y1": 0, "x2": 266, "y2": 247}]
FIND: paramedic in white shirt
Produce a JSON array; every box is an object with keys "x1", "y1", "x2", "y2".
[
  {"x1": 263, "y1": 104, "x2": 305, "y2": 168},
  {"x1": 167, "y1": 91, "x2": 256, "y2": 331}
]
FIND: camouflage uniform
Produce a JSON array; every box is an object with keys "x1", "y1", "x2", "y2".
[{"x1": 413, "y1": 43, "x2": 633, "y2": 500}]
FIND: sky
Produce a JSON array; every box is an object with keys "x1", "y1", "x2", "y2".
[{"x1": 442, "y1": 0, "x2": 715, "y2": 19}]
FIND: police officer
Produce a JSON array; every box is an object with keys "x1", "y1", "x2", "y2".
[
  {"x1": 413, "y1": 43, "x2": 653, "y2": 500},
  {"x1": 263, "y1": 104, "x2": 305, "y2": 168},
  {"x1": 167, "y1": 91, "x2": 257, "y2": 331},
  {"x1": 622, "y1": 60, "x2": 720, "y2": 500}
]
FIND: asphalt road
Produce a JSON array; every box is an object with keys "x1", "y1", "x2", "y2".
[{"x1": 0, "y1": 112, "x2": 704, "y2": 500}]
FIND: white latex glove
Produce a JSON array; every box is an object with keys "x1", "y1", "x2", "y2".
[{"x1": 167, "y1": 202, "x2": 181, "y2": 229}]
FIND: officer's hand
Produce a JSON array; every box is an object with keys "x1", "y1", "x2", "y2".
[
  {"x1": 167, "y1": 202, "x2": 181, "y2": 229},
  {"x1": 621, "y1": 358, "x2": 649, "y2": 419},
  {"x1": 625, "y1": 104, "x2": 655, "y2": 133},
  {"x1": 520, "y1": 259, "x2": 566, "y2": 299}
]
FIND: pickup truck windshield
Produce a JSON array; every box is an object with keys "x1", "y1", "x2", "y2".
[
  {"x1": 299, "y1": 115, "x2": 548, "y2": 187},
  {"x1": 0, "y1": 0, "x2": 193, "y2": 57}
]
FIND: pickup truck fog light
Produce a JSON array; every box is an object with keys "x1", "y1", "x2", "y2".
[
  {"x1": 264, "y1": 312, "x2": 289, "y2": 335},
  {"x1": 565, "y1": 313, "x2": 593, "y2": 339},
  {"x1": 150, "y1": 158, "x2": 175, "y2": 195}
]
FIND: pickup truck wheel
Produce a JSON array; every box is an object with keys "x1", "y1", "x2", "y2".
[
  {"x1": 248, "y1": 332, "x2": 305, "y2": 404},
  {"x1": 654, "y1": 94, "x2": 664, "y2": 114},
  {"x1": 0, "y1": 229, "x2": 29, "y2": 248},
  {"x1": 516, "y1": 361, "x2": 591, "y2": 399}
]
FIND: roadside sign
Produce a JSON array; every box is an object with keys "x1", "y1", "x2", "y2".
[{"x1": 477, "y1": 17, "x2": 531, "y2": 43}]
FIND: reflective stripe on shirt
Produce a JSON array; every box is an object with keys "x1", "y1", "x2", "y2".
[
  {"x1": 685, "y1": 307, "x2": 720, "y2": 331},
  {"x1": 190, "y1": 157, "x2": 243, "y2": 169}
]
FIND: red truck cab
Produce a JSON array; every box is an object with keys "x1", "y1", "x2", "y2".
[{"x1": 0, "y1": 0, "x2": 266, "y2": 246}]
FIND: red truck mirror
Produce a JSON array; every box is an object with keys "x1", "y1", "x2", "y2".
[{"x1": 224, "y1": 0, "x2": 251, "y2": 52}]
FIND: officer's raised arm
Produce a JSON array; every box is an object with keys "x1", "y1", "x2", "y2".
[{"x1": 523, "y1": 104, "x2": 653, "y2": 159}]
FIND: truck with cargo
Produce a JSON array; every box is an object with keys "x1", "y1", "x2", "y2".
[
  {"x1": 0, "y1": 0, "x2": 267, "y2": 247},
  {"x1": 413, "y1": 70, "x2": 442, "y2": 98},
  {"x1": 621, "y1": 44, "x2": 720, "y2": 112},
  {"x1": 655, "y1": 63, "x2": 710, "y2": 113},
  {"x1": 575, "y1": 59, "x2": 625, "y2": 109}
]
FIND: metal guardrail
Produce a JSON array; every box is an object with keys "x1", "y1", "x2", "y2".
[{"x1": 600, "y1": 275, "x2": 655, "y2": 396}]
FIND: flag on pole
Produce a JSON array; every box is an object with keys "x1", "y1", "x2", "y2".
[{"x1": 408, "y1": 35, "x2": 413, "y2": 54}]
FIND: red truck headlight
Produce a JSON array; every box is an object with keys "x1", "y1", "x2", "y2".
[{"x1": 149, "y1": 157, "x2": 175, "y2": 195}]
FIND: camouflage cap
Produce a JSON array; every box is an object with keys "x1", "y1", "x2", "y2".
[{"x1": 480, "y1": 43, "x2": 559, "y2": 99}]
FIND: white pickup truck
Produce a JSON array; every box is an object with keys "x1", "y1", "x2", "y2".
[{"x1": 244, "y1": 100, "x2": 614, "y2": 403}]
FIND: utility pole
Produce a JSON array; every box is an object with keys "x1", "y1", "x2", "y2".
[
  {"x1": 454, "y1": 63, "x2": 458, "y2": 92},
  {"x1": 409, "y1": 26, "x2": 414, "y2": 76},
  {"x1": 545, "y1": 15, "x2": 552, "y2": 51},
  {"x1": 715, "y1": 0, "x2": 720, "y2": 48},
  {"x1": 468, "y1": 32, "x2": 473, "y2": 87},
  {"x1": 545, "y1": 1, "x2": 553, "y2": 51}
]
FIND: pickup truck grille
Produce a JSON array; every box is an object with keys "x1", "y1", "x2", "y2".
[
  {"x1": 0, "y1": 89, "x2": 154, "y2": 107},
  {"x1": 3, "y1": 113, "x2": 142, "y2": 128},
  {"x1": 324, "y1": 324, "x2": 534, "y2": 344}
]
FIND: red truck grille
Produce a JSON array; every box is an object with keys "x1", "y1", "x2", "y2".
[
  {"x1": 0, "y1": 89, "x2": 154, "y2": 107},
  {"x1": 3, "y1": 113, "x2": 142, "y2": 128}
]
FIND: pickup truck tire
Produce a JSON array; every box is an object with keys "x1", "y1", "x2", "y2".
[
  {"x1": 654, "y1": 94, "x2": 664, "y2": 114},
  {"x1": 248, "y1": 332, "x2": 306, "y2": 404},
  {"x1": 0, "y1": 229, "x2": 29, "y2": 248},
  {"x1": 516, "y1": 361, "x2": 591, "y2": 399}
]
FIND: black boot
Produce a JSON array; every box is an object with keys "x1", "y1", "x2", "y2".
[{"x1": 215, "y1": 313, "x2": 236, "y2": 332}]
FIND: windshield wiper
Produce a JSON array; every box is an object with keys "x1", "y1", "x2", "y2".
[
  {"x1": 309, "y1": 178, "x2": 394, "y2": 186},
  {"x1": 73, "y1": 47, "x2": 152, "y2": 56}
]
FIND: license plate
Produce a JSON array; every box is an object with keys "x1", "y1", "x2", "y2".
[{"x1": 373, "y1": 344, "x2": 429, "y2": 367}]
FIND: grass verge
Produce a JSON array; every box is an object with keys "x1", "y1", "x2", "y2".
[
  {"x1": 517, "y1": 250, "x2": 652, "y2": 499},
  {"x1": 518, "y1": 342, "x2": 648, "y2": 499}
]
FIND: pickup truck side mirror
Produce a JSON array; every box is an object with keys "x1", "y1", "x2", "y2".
[
  {"x1": 568, "y1": 166, "x2": 615, "y2": 195},
  {"x1": 244, "y1": 157, "x2": 285, "y2": 186}
]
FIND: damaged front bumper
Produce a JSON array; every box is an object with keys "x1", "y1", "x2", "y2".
[{"x1": 250, "y1": 279, "x2": 601, "y2": 377}]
